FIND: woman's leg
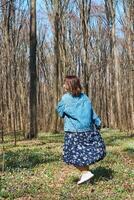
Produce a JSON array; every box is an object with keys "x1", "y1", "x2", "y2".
[{"x1": 75, "y1": 165, "x2": 89, "y2": 172}]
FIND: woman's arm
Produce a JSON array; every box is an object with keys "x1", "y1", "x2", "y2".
[
  {"x1": 91, "y1": 106, "x2": 101, "y2": 129},
  {"x1": 56, "y1": 97, "x2": 65, "y2": 118}
]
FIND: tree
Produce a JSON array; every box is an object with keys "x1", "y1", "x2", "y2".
[
  {"x1": 28, "y1": 0, "x2": 37, "y2": 138},
  {"x1": 122, "y1": 0, "x2": 134, "y2": 130},
  {"x1": 104, "y1": 0, "x2": 121, "y2": 128},
  {"x1": 79, "y1": 0, "x2": 91, "y2": 95}
]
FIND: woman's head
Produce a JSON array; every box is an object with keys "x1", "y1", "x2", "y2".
[{"x1": 63, "y1": 75, "x2": 82, "y2": 96}]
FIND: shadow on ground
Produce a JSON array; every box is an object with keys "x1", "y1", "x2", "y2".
[
  {"x1": 91, "y1": 166, "x2": 114, "y2": 182},
  {"x1": 2, "y1": 148, "x2": 61, "y2": 171}
]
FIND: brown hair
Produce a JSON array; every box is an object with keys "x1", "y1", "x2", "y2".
[{"x1": 64, "y1": 75, "x2": 82, "y2": 96}]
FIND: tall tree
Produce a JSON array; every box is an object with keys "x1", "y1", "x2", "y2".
[
  {"x1": 79, "y1": 0, "x2": 91, "y2": 95},
  {"x1": 104, "y1": 0, "x2": 121, "y2": 128},
  {"x1": 122, "y1": 0, "x2": 134, "y2": 130},
  {"x1": 45, "y1": 0, "x2": 70, "y2": 132},
  {"x1": 28, "y1": 0, "x2": 37, "y2": 138}
]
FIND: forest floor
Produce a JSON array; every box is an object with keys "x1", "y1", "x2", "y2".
[{"x1": 0, "y1": 129, "x2": 134, "y2": 200}]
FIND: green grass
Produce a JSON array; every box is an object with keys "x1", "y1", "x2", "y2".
[{"x1": 0, "y1": 129, "x2": 134, "y2": 200}]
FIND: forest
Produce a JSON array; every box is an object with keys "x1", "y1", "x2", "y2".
[{"x1": 0, "y1": 0, "x2": 133, "y2": 139}]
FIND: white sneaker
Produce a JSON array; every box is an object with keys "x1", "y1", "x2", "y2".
[{"x1": 77, "y1": 171, "x2": 94, "y2": 185}]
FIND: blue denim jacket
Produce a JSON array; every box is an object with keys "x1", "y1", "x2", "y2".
[{"x1": 56, "y1": 92, "x2": 101, "y2": 132}]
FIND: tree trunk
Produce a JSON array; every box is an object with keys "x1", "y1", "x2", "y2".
[
  {"x1": 28, "y1": 0, "x2": 37, "y2": 139},
  {"x1": 80, "y1": 0, "x2": 91, "y2": 96}
]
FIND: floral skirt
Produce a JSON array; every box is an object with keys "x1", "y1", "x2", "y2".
[{"x1": 63, "y1": 130, "x2": 106, "y2": 167}]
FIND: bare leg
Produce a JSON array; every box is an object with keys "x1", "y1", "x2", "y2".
[{"x1": 75, "y1": 166, "x2": 89, "y2": 172}]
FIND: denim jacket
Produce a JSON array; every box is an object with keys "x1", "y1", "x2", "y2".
[{"x1": 56, "y1": 92, "x2": 101, "y2": 132}]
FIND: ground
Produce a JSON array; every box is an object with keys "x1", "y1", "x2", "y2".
[{"x1": 0, "y1": 129, "x2": 134, "y2": 200}]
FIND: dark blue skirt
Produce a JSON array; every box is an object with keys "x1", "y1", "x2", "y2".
[{"x1": 63, "y1": 130, "x2": 106, "y2": 167}]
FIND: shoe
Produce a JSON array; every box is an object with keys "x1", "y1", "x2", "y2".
[{"x1": 77, "y1": 171, "x2": 94, "y2": 185}]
